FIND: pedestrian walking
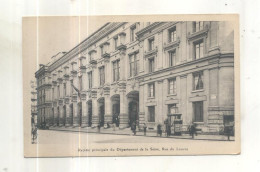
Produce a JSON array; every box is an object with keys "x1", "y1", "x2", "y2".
[
  {"x1": 166, "y1": 123, "x2": 171, "y2": 137},
  {"x1": 143, "y1": 123, "x2": 147, "y2": 136},
  {"x1": 189, "y1": 123, "x2": 197, "y2": 139}
]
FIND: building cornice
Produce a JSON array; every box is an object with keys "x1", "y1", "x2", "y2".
[{"x1": 48, "y1": 22, "x2": 126, "y2": 72}]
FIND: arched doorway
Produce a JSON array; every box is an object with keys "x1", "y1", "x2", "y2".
[
  {"x1": 111, "y1": 94, "x2": 120, "y2": 127},
  {"x1": 63, "y1": 105, "x2": 66, "y2": 126},
  {"x1": 127, "y1": 91, "x2": 139, "y2": 127},
  {"x1": 57, "y1": 106, "x2": 60, "y2": 126},
  {"x1": 78, "y1": 102, "x2": 82, "y2": 126},
  {"x1": 87, "y1": 100, "x2": 92, "y2": 127},
  {"x1": 70, "y1": 103, "x2": 73, "y2": 125},
  {"x1": 98, "y1": 97, "x2": 105, "y2": 127}
]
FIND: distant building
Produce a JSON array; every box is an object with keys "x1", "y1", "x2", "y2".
[{"x1": 35, "y1": 22, "x2": 234, "y2": 134}]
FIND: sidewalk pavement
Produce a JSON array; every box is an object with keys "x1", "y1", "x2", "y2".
[{"x1": 48, "y1": 126, "x2": 235, "y2": 141}]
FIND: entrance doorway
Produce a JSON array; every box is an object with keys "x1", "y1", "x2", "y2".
[
  {"x1": 127, "y1": 91, "x2": 139, "y2": 127},
  {"x1": 57, "y1": 106, "x2": 60, "y2": 126},
  {"x1": 78, "y1": 102, "x2": 82, "y2": 126},
  {"x1": 63, "y1": 105, "x2": 66, "y2": 126},
  {"x1": 98, "y1": 98, "x2": 105, "y2": 127},
  {"x1": 111, "y1": 94, "x2": 120, "y2": 127},
  {"x1": 87, "y1": 101, "x2": 92, "y2": 127},
  {"x1": 70, "y1": 104, "x2": 73, "y2": 125}
]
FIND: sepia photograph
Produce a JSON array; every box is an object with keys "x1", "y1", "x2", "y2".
[{"x1": 23, "y1": 15, "x2": 240, "y2": 157}]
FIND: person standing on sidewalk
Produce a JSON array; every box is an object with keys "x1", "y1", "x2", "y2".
[
  {"x1": 143, "y1": 123, "x2": 147, "y2": 136},
  {"x1": 131, "y1": 122, "x2": 136, "y2": 135}
]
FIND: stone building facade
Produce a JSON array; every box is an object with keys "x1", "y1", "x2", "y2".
[{"x1": 35, "y1": 21, "x2": 234, "y2": 134}]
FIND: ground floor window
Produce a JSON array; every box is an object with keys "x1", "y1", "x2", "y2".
[
  {"x1": 148, "y1": 106, "x2": 155, "y2": 122},
  {"x1": 193, "y1": 101, "x2": 203, "y2": 122}
]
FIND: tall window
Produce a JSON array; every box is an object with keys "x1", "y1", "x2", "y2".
[
  {"x1": 129, "y1": 53, "x2": 139, "y2": 77},
  {"x1": 114, "y1": 37, "x2": 118, "y2": 50},
  {"x1": 130, "y1": 25, "x2": 136, "y2": 42},
  {"x1": 193, "y1": 101, "x2": 203, "y2": 122},
  {"x1": 168, "y1": 78, "x2": 176, "y2": 95},
  {"x1": 88, "y1": 71, "x2": 92, "y2": 89},
  {"x1": 193, "y1": 21, "x2": 204, "y2": 32},
  {"x1": 148, "y1": 106, "x2": 155, "y2": 122},
  {"x1": 169, "y1": 27, "x2": 177, "y2": 42},
  {"x1": 99, "y1": 66, "x2": 105, "y2": 86},
  {"x1": 148, "y1": 58, "x2": 154, "y2": 73},
  {"x1": 100, "y1": 46, "x2": 104, "y2": 55},
  {"x1": 79, "y1": 58, "x2": 83, "y2": 67},
  {"x1": 148, "y1": 83, "x2": 155, "y2": 97},
  {"x1": 79, "y1": 76, "x2": 83, "y2": 91},
  {"x1": 194, "y1": 40, "x2": 204, "y2": 59},
  {"x1": 52, "y1": 88, "x2": 54, "y2": 100},
  {"x1": 64, "y1": 83, "x2": 66, "y2": 97},
  {"x1": 71, "y1": 79, "x2": 74, "y2": 95},
  {"x1": 169, "y1": 50, "x2": 176, "y2": 67},
  {"x1": 113, "y1": 60, "x2": 120, "y2": 82},
  {"x1": 193, "y1": 71, "x2": 204, "y2": 90},
  {"x1": 57, "y1": 85, "x2": 60, "y2": 98},
  {"x1": 148, "y1": 38, "x2": 154, "y2": 51}
]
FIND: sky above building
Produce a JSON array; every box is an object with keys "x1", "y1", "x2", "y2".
[{"x1": 23, "y1": 16, "x2": 106, "y2": 81}]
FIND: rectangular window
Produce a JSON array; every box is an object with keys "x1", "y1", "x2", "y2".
[
  {"x1": 79, "y1": 76, "x2": 83, "y2": 91},
  {"x1": 129, "y1": 53, "x2": 139, "y2": 77},
  {"x1": 88, "y1": 71, "x2": 92, "y2": 89},
  {"x1": 148, "y1": 83, "x2": 155, "y2": 97},
  {"x1": 71, "y1": 79, "x2": 74, "y2": 95},
  {"x1": 64, "y1": 83, "x2": 66, "y2": 97},
  {"x1": 148, "y1": 106, "x2": 155, "y2": 122},
  {"x1": 114, "y1": 37, "x2": 118, "y2": 50},
  {"x1": 169, "y1": 50, "x2": 176, "y2": 67},
  {"x1": 79, "y1": 58, "x2": 83, "y2": 67},
  {"x1": 100, "y1": 46, "x2": 104, "y2": 55},
  {"x1": 113, "y1": 60, "x2": 120, "y2": 81},
  {"x1": 194, "y1": 40, "x2": 204, "y2": 59},
  {"x1": 52, "y1": 88, "x2": 54, "y2": 100},
  {"x1": 148, "y1": 58, "x2": 154, "y2": 73},
  {"x1": 130, "y1": 25, "x2": 136, "y2": 42},
  {"x1": 193, "y1": 71, "x2": 204, "y2": 90},
  {"x1": 99, "y1": 66, "x2": 105, "y2": 86},
  {"x1": 193, "y1": 101, "x2": 203, "y2": 122},
  {"x1": 148, "y1": 38, "x2": 154, "y2": 51},
  {"x1": 57, "y1": 85, "x2": 60, "y2": 99},
  {"x1": 193, "y1": 21, "x2": 204, "y2": 32},
  {"x1": 169, "y1": 27, "x2": 177, "y2": 42},
  {"x1": 168, "y1": 78, "x2": 176, "y2": 95}
]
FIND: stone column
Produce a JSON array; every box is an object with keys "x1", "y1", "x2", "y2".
[
  {"x1": 119, "y1": 84, "x2": 128, "y2": 128},
  {"x1": 53, "y1": 105, "x2": 58, "y2": 127},
  {"x1": 104, "y1": 94, "x2": 112, "y2": 125},
  {"x1": 91, "y1": 97, "x2": 99, "y2": 127}
]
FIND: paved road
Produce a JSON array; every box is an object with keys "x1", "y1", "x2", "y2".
[{"x1": 36, "y1": 130, "x2": 227, "y2": 144}]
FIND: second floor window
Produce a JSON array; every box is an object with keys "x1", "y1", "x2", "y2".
[
  {"x1": 57, "y1": 85, "x2": 60, "y2": 98},
  {"x1": 99, "y1": 66, "x2": 105, "y2": 86},
  {"x1": 64, "y1": 83, "x2": 66, "y2": 97},
  {"x1": 194, "y1": 40, "x2": 204, "y2": 59},
  {"x1": 193, "y1": 71, "x2": 204, "y2": 90},
  {"x1": 148, "y1": 58, "x2": 154, "y2": 73},
  {"x1": 193, "y1": 21, "x2": 204, "y2": 32},
  {"x1": 169, "y1": 27, "x2": 177, "y2": 42},
  {"x1": 148, "y1": 83, "x2": 155, "y2": 97},
  {"x1": 168, "y1": 78, "x2": 176, "y2": 95},
  {"x1": 100, "y1": 46, "x2": 104, "y2": 55},
  {"x1": 169, "y1": 50, "x2": 176, "y2": 67},
  {"x1": 88, "y1": 71, "x2": 92, "y2": 89},
  {"x1": 114, "y1": 37, "x2": 118, "y2": 50},
  {"x1": 129, "y1": 53, "x2": 139, "y2": 77},
  {"x1": 79, "y1": 76, "x2": 83, "y2": 91},
  {"x1": 148, "y1": 38, "x2": 154, "y2": 51},
  {"x1": 130, "y1": 25, "x2": 136, "y2": 42},
  {"x1": 113, "y1": 60, "x2": 120, "y2": 82}
]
